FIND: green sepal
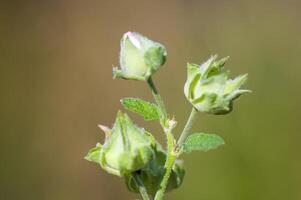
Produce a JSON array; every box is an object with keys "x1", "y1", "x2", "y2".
[
  {"x1": 144, "y1": 46, "x2": 167, "y2": 71},
  {"x1": 84, "y1": 143, "x2": 102, "y2": 164},
  {"x1": 112, "y1": 67, "x2": 146, "y2": 81}
]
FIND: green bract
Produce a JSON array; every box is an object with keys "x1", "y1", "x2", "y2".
[
  {"x1": 184, "y1": 55, "x2": 250, "y2": 114},
  {"x1": 125, "y1": 144, "x2": 185, "y2": 196},
  {"x1": 85, "y1": 111, "x2": 155, "y2": 177},
  {"x1": 113, "y1": 32, "x2": 167, "y2": 81}
]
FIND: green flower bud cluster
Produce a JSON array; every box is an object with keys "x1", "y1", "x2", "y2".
[
  {"x1": 184, "y1": 55, "x2": 250, "y2": 114},
  {"x1": 86, "y1": 31, "x2": 250, "y2": 200},
  {"x1": 113, "y1": 32, "x2": 167, "y2": 81}
]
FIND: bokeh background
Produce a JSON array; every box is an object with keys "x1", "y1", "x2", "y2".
[{"x1": 1, "y1": 0, "x2": 301, "y2": 199}]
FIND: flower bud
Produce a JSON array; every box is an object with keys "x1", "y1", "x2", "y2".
[
  {"x1": 184, "y1": 55, "x2": 250, "y2": 114},
  {"x1": 113, "y1": 32, "x2": 167, "y2": 81},
  {"x1": 125, "y1": 144, "x2": 185, "y2": 195},
  {"x1": 85, "y1": 111, "x2": 155, "y2": 177}
]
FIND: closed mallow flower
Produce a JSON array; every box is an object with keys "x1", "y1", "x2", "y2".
[
  {"x1": 85, "y1": 111, "x2": 155, "y2": 177},
  {"x1": 184, "y1": 55, "x2": 251, "y2": 115},
  {"x1": 113, "y1": 32, "x2": 167, "y2": 81}
]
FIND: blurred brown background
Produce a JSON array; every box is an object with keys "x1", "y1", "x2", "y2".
[{"x1": 1, "y1": 0, "x2": 301, "y2": 199}]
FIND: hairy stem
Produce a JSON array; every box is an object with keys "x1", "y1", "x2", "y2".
[
  {"x1": 146, "y1": 78, "x2": 200, "y2": 200},
  {"x1": 154, "y1": 132, "x2": 176, "y2": 200},
  {"x1": 177, "y1": 107, "x2": 198, "y2": 147},
  {"x1": 155, "y1": 108, "x2": 199, "y2": 200},
  {"x1": 132, "y1": 172, "x2": 150, "y2": 200},
  {"x1": 147, "y1": 77, "x2": 179, "y2": 200},
  {"x1": 147, "y1": 77, "x2": 168, "y2": 124}
]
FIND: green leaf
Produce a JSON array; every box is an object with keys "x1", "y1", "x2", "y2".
[
  {"x1": 182, "y1": 133, "x2": 225, "y2": 153},
  {"x1": 121, "y1": 98, "x2": 160, "y2": 120},
  {"x1": 84, "y1": 143, "x2": 102, "y2": 163}
]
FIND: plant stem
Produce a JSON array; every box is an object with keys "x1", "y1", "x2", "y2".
[
  {"x1": 132, "y1": 172, "x2": 150, "y2": 200},
  {"x1": 146, "y1": 78, "x2": 200, "y2": 200},
  {"x1": 177, "y1": 107, "x2": 198, "y2": 147},
  {"x1": 147, "y1": 77, "x2": 168, "y2": 122},
  {"x1": 147, "y1": 77, "x2": 177, "y2": 200},
  {"x1": 154, "y1": 132, "x2": 176, "y2": 200},
  {"x1": 155, "y1": 108, "x2": 198, "y2": 200}
]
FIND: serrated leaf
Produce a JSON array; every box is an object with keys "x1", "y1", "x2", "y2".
[
  {"x1": 121, "y1": 98, "x2": 160, "y2": 120},
  {"x1": 84, "y1": 143, "x2": 102, "y2": 163},
  {"x1": 182, "y1": 133, "x2": 225, "y2": 153}
]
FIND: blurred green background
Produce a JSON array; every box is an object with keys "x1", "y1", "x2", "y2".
[{"x1": 1, "y1": 0, "x2": 301, "y2": 199}]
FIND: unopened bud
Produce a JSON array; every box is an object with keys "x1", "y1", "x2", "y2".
[
  {"x1": 184, "y1": 55, "x2": 250, "y2": 114},
  {"x1": 113, "y1": 32, "x2": 167, "y2": 81}
]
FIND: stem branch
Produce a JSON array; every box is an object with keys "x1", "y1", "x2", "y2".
[{"x1": 177, "y1": 107, "x2": 198, "y2": 148}]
